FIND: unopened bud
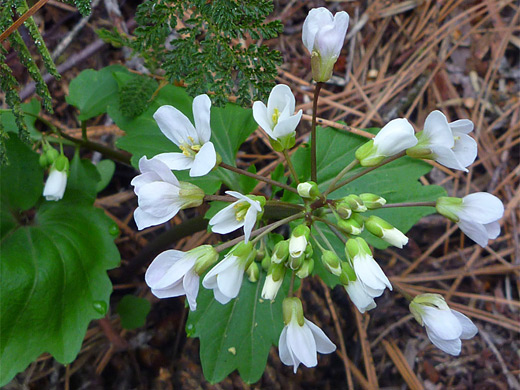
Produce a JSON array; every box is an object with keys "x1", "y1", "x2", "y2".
[
  {"x1": 54, "y1": 155, "x2": 69, "y2": 172},
  {"x1": 45, "y1": 148, "x2": 59, "y2": 163},
  {"x1": 272, "y1": 240, "x2": 289, "y2": 264},
  {"x1": 246, "y1": 262, "x2": 260, "y2": 282},
  {"x1": 359, "y1": 193, "x2": 386, "y2": 209},
  {"x1": 337, "y1": 216, "x2": 364, "y2": 235},
  {"x1": 343, "y1": 194, "x2": 367, "y2": 212},
  {"x1": 321, "y1": 250, "x2": 342, "y2": 276},
  {"x1": 335, "y1": 201, "x2": 352, "y2": 219},
  {"x1": 345, "y1": 237, "x2": 371, "y2": 261},
  {"x1": 365, "y1": 215, "x2": 408, "y2": 248},
  {"x1": 296, "y1": 257, "x2": 314, "y2": 278},
  {"x1": 297, "y1": 181, "x2": 320, "y2": 199},
  {"x1": 339, "y1": 261, "x2": 356, "y2": 285}
]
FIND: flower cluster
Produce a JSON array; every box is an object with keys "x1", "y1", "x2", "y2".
[{"x1": 131, "y1": 5, "x2": 505, "y2": 377}]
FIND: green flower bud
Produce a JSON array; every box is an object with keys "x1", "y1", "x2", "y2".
[
  {"x1": 345, "y1": 237, "x2": 371, "y2": 261},
  {"x1": 262, "y1": 262, "x2": 286, "y2": 301},
  {"x1": 270, "y1": 262, "x2": 286, "y2": 282},
  {"x1": 343, "y1": 194, "x2": 367, "y2": 212},
  {"x1": 39, "y1": 153, "x2": 49, "y2": 168},
  {"x1": 246, "y1": 262, "x2": 260, "y2": 283},
  {"x1": 339, "y1": 261, "x2": 356, "y2": 285},
  {"x1": 297, "y1": 181, "x2": 320, "y2": 199},
  {"x1": 365, "y1": 215, "x2": 408, "y2": 248},
  {"x1": 359, "y1": 193, "x2": 386, "y2": 209},
  {"x1": 54, "y1": 155, "x2": 69, "y2": 172},
  {"x1": 261, "y1": 252, "x2": 271, "y2": 271},
  {"x1": 436, "y1": 196, "x2": 463, "y2": 222},
  {"x1": 296, "y1": 257, "x2": 314, "y2": 278},
  {"x1": 335, "y1": 201, "x2": 352, "y2": 219},
  {"x1": 272, "y1": 240, "x2": 289, "y2": 264},
  {"x1": 282, "y1": 297, "x2": 305, "y2": 326},
  {"x1": 337, "y1": 216, "x2": 364, "y2": 235},
  {"x1": 355, "y1": 140, "x2": 386, "y2": 167},
  {"x1": 321, "y1": 250, "x2": 342, "y2": 276},
  {"x1": 45, "y1": 148, "x2": 59, "y2": 163},
  {"x1": 304, "y1": 242, "x2": 313, "y2": 259},
  {"x1": 288, "y1": 254, "x2": 304, "y2": 271}
]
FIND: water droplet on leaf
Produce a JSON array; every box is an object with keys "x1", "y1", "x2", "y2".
[{"x1": 93, "y1": 301, "x2": 107, "y2": 315}]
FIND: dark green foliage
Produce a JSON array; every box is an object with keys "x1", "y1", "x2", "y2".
[
  {"x1": 101, "y1": 0, "x2": 283, "y2": 106},
  {"x1": 119, "y1": 74, "x2": 158, "y2": 117}
]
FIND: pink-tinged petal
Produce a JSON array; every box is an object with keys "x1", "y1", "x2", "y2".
[
  {"x1": 273, "y1": 111, "x2": 302, "y2": 139},
  {"x1": 302, "y1": 7, "x2": 334, "y2": 53},
  {"x1": 252, "y1": 101, "x2": 275, "y2": 138},
  {"x1": 460, "y1": 193, "x2": 504, "y2": 224},
  {"x1": 452, "y1": 134, "x2": 477, "y2": 168},
  {"x1": 138, "y1": 182, "x2": 182, "y2": 217},
  {"x1": 134, "y1": 207, "x2": 174, "y2": 230},
  {"x1": 153, "y1": 152, "x2": 194, "y2": 172},
  {"x1": 190, "y1": 142, "x2": 216, "y2": 177},
  {"x1": 305, "y1": 319, "x2": 336, "y2": 354},
  {"x1": 449, "y1": 119, "x2": 474, "y2": 134},
  {"x1": 423, "y1": 110, "x2": 454, "y2": 147},
  {"x1": 153, "y1": 105, "x2": 195, "y2": 146},
  {"x1": 287, "y1": 321, "x2": 317, "y2": 369},
  {"x1": 192, "y1": 94, "x2": 212, "y2": 144},
  {"x1": 426, "y1": 327, "x2": 461, "y2": 356},
  {"x1": 431, "y1": 146, "x2": 468, "y2": 172},
  {"x1": 373, "y1": 118, "x2": 418, "y2": 156},
  {"x1": 183, "y1": 270, "x2": 200, "y2": 311},
  {"x1": 145, "y1": 250, "x2": 185, "y2": 287},
  {"x1": 421, "y1": 306, "x2": 462, "y2": 340},
  {"x1": 450, "y1": 310, "x2": 478, "y2": 339},
  {"x1": 268, "y1": 84, "x2": 295, "y2": 116},
  {"x1": 457, "y1": 220, "x2": 489, "y2": 247},
  {"x1": 243, "y1": 206, "x2": 258, "y2": 243}
]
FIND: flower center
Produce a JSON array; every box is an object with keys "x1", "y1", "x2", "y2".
[
  {"x1": 271, "y1": 108, "x2": 280, "y2": 126},
  {"x1": 180, "y1": 137, "x2": 202, "y2": 157},
  {"x1": 233, "y1": 202, "x2": 249, "y2": 221}
]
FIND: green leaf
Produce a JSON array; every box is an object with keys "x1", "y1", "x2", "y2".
[
  {"x1": 270, "y1": 163, "x2": 287, "y2": 197},
  {"x1": 0, "y1": 142, "x2": 120, "y2": 386},
  {"x1": 239, "y1": 164, "x2": 257, "y2": 194},
  {"x1": 66, "y1": 65, "x2": 127, "y2": 120},
  {"x1": 1, "y1": 98, "x2": 41, "y2": 139},
  {"x1": 290, "y1": 126, "x2": 447, "y2": 287},
  {"x1": 117, "y1": 295, "x2": 151, "y2": 330},
  {"x1": 187, "y1": 269, "x2": 290, "y2": 384},
  {"x1": 95, "y1": 159, "x2": 116, "y2": 192}
]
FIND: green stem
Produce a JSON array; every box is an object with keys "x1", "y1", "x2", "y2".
[
  {"x1": 323, "y1": 159, "x2": 359, "y2": 197},
  {"x1": 381, "y1": 201, "x2": 436, "y2": 208},
  {"x1": 282, "y1": 149, "x2": 300, "y2": 185},
  {"x1": 288, "y1": 271, "x2": 296, "y2": 297},
  {"x1": 312, "y1": 223, "x2": 336, "y2": 252},
  {"x1": 313, "y1": 216, "x2": 347, "y2": 244},
  {"x1": 219, "y1": 162, "x2": 298, "y2": 194},
  {"x1": 330, "y1": 151, "x2": 406, "y2": 194},
  {"x1": 311, "y1": 82, "x2": 323, "y2": 182}
]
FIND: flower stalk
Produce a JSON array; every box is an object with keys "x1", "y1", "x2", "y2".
[{"x1": 311, "y1": 82, "x2": 323, "y2": 182}]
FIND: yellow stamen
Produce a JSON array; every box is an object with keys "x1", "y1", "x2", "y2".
[{"x1": 272, "y1": 108, "x2": 280, "y2": 126}]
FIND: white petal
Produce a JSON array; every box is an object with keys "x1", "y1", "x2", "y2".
[
  {"x1": 138, "y1": 182, "x2": 182, "y2": 217},
  {"x1": 381, "y1": 228, "x2": 408, "y2": 248},
  {"x1": 314, "y1": 14, "x2": 348, "y2": 59},
  {"x1": 209, "y1": 202, "x2": 244, "y2": 234},
  {"x1": 213, "y1": 288, "x2": 232, "y2": 304},
  {"x1": 252, "y1": 101, "x2": 275, "y2": 138},
  {"x1": 43, "y1": 169, "x2": 67, "y2": 201},
  {"x1": 273, "y1": 111, "x2": 302, "y2": 140},
  {"x1": 305, "y1": 319, "x2": 336, "y2": 354},
  {"x1": 183, "y1": 269, "x2": 200, "y2": 311},
  {"x1": 153, "y1": 256, "x2": 196, "y2": 290},
  {"x1": 190, "y1": 142, "x2": 216, "y2": 177},
  {"x1": 153, "y1": 105, "x2": 195, "y2": 146},
  {"x1": 426, "y1": 327, "x2": 461, "y2": 356},
  {"x1": 373, "y1": 118, "x2": 418, "y2": 157},
  {"x1": 458, "y1": 220, "x2": 490, "y2": 247},
  {"x1": 450, "y1": 310, "x2": 478, "y2": 339},
  {"x1": 268, "y1": 84, "x2": 295, "y2": 116},
  {"x1": 484, "y1": 221, "x2": 501, "y2": 240},
  {"x1": 460, "y1": 193, "x2": 504, "y2": 224},
  {"x1": 423, "y1": 110, "x2": 454, "y2": 147},
  {"x1": 151, "y1": 282, "x2": 185, "y2": 299},
  {"x1": 145, "y1": 249, "x2": 185, "y2": 287},
  {"x1": 225, "y1": 191, "x2": 260, "y2": 210},
  {"x1": 354, "y1": 255, "x2": 392, "y2": 292},
  {"x1": 243, "y1": 205, "x2": 258, "y2": 243},
  {"x1": 138, "y1": 156, "x2": 180, "y2": 185},
  {"x1": 302, "y1": 7, "x2": 334, "y2": 53},
  {"x1": 452, "y1": 134, "x2": 477, "y2": 168},
  {"x1": 345, "y1": 282, "x2": 377, "y2": 313},
  {"x1": 431, "y1": 146, "x2": 468, "y2": 172},
  {"x1": 153, "y1": 152, "x2": 194, "y2": 172},
  {"x1": 449, "y1": 119, "x2": 474, "y2": 134},
  {"x1": 216, "y1": 261, "x2": 244, "y2": 299},
  {"x1": 192, "y1": 94, "x2": 212, "y2": 144},
  {"x1": 287, "y1": 321, "x2": 318, "y2": 369},
  {"x1": 134, "y1": 207, "x2": 175, "y2": 230},
  {"x1": 278, "y1": 327, "x2": 294, "y2": 366},
  {"x1": 421, "y1": 306, "x2": 462, "y2": 340}
]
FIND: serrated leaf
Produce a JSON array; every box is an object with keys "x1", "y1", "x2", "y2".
[
  {"x1": 187, "y1": 269, "x2": 290, "y2": 384},
  {"x1": 117, "y1": 295, "x2": 151, "y2": 330},
  {"x1": 66, "y1": 65, "x2": 127, "y2": 120},
  {"x1": 0, "y1": 142, "x2": 120, "y2": 386},
  {"x1": 290, "y1": 126, "x2": 446, "y2": 287}
]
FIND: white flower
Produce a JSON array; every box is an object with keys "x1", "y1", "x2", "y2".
[
  {"x1": 252, "y1": 84, "x2": 302, "y2": 150},
  {"x1": 344, "y1": 279, "x2": 377, "y2": 314},
  {"x1": 365, "y1": 216, "x2": 409, "y2": 249},
  {"x1": 145, "y1": 246, "x2": 218, "y2": 311},
  {"x1": 202, "y1": 242, "x2": 254, "y2": 304},
  {"x1": 279, "y1": 297, "x2": 336, "y2": 373},
  {"x1": 302, "y1": 7, "x2": 349, "y2": 82},
  {"x1": 43, "y1": 168, "x2": 67, "y2": 201},
  {"x1": 208, "y1": 191, "x2": 264, "y2": 243},
  {"x1": 410, "y1": 294, "x2": 478, "y2": 356},
  {"x1": 436, "y1": 192, "x2": 504, "y2": 247},
  {"x1": 152, "y1": 94, "x2": 217, "y2": 177},
  {"x1": 355, "y1": 118, "x2": 418, "y2": 166},
  {"x1": 417, "y1": 110, "x2": 477, "y2": 171},
  {"x1": 261, "y1": 273, "x2": 284, "y2": 301},
  {"x1": 346, "y1": 238, "x2": 392, "y2": 298},
  {"x1": 131, "y1": 156, "x2": 204, "y2": 230}
]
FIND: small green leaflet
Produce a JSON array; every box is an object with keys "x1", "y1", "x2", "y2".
[
  {"x1": 117, "y1": 295, "x2": 151, "y2": 330},
  {"x1": 0, "y1": 138, "x2": 120, "y2": 386}
]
